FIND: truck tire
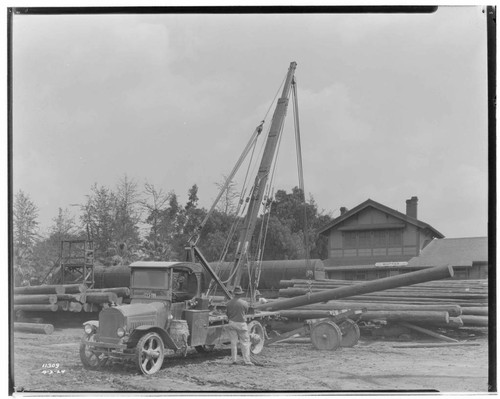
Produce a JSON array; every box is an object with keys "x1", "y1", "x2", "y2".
[
  {"x1": 135, "y1": 332, "x2": 165, "y2": 375},
  {"x1": 248, "y1": 320, "x2": 265, "y2": 354},
  {"x1": 80, "y1": 333, "x2": 107, "y2": 370}
]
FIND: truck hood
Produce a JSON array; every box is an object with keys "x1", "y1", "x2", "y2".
[
  {"x1": 112, "y1": 301, "x2": 166, "y2": 318},
  {"x1": 98, "y1": 301, "x2": 168, "y2": 340}
]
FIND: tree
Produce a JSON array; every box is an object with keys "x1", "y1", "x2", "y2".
[
  {"x1": 13, "y1": 190, "x2": 39, "y2": 284},
  {"x1": 170, "y1": 185, "x2": 206, "y2": 260},
  {"x1": 271, "y1": 187, "x2": 317, "y2": 234},
  {"x1": 258, "y1": 187, "x2": 333, "y2": 260},
  {"x1": 32, "y1": 208, "x2": 84, "y2": 283},
  {"x1": 185, "y1": 184, "x2": 199, "y2": 211},
  {"x1": 141, "y1": 183, "x2": 172, "y2": 260},
  {"x1": 156, "y1": 192, "x2": 183, "y2": 260},
  {"x1": 197, "y1": 209, "x2": 240, "y2": 262},
  {"x1": 81, "y1": 184, "x2": 116, "y2": 263},
  {"x1": 113, "y1": 175, "x2": 142, "y2": 263},
  {"x1": 259, "y1": 215, "x2": 304, "y2": 260},
  {"x1": 215, "y1": 175, "x2": 240, "y2": 215},
  {"x1": 49, "y1": 207, "x2": 79, "y2": 242}
]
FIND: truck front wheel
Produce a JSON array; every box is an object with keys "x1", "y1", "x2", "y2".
[
  {"x1": 136, "y1": 332, "x2": 165, "y2": 375},
  {"x1": 80, "y1": 333, "x2": 107, "y2": 370}
]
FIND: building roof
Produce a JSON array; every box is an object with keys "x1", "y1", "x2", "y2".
[
  {"x1": 407, "y1": 237, "x2": 488, "y2": 268},
  {"x1": 318, "y1": 198, "x2": 444, "y2": 238}
]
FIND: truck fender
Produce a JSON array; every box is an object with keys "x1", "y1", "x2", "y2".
[
  {"x1": 129, "y1": 326, "x2": 179, "y2": 351},
  {"x1": 82, "y1": 320, "x2": 99, "y2": 334}
]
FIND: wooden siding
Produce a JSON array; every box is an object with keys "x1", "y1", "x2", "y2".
[{"x1": 325, "y1": 206, "x2": 431, "y2": 265}]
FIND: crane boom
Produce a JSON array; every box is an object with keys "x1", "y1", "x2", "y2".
[{"x1": 227, "y1": 61, "x2": 297, "y2": 292}]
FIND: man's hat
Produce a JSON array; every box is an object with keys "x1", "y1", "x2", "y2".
[{"x1": 233, "y1": 286, "x2": 245, "y2": 295}]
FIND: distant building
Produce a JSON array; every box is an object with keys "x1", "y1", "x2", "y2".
[
  {"x1": 316, "y1": 197, "x2": 486, "y2": 280},
  {"x1": 407, "y1": 236, "x2": 488, "y2": 280}
]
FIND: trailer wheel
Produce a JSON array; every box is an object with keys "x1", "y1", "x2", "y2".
[
  {"x1": 136, "y1": 332, "x2": 165, "y2": 375},
  {"x1": 80, "y1": 333, "x2": 107, "y2": 370},
  {"x1": 310, "y1": 320, "x2": 342, "y2": 351},
  {"x1": 339, "y1": 319, "x2": 360, "y2": 347},
  {"x1": 248, "y1": 320, "x2": 265, "y2": 354}
]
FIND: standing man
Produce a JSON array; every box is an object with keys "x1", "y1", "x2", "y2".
[{"x1": 226, "y1": 286, "x2": 254, "y2": 366}]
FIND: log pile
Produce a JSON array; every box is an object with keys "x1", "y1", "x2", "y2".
[
  {"x1": 275, "y1": 278, "x2": 488, "y2": 337},
  {"x1": 14, "y1": 284, "x2": 130, "y2": 320}
]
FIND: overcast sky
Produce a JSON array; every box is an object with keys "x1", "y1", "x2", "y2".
[{"x1": 12, "y1": 6, "x2": 489, "y2": 239}]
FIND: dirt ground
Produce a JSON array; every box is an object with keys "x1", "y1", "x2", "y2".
[{"x1": 11, "y1": 322, "x2": 491, "y2": 394}]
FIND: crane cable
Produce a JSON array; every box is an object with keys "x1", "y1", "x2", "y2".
[
  {"x1": 204, "y1": 100, "x2": 284, "y2": 294},
  {"x1": 199, "y1": 71, "x2": 289, "y2": 295},
  {"x1": 291, "y1": 77, "x2": 312, "y2": 273},
  {"x1": 250, "y1": 76, "x2": 311, "y2": 297},
  {"x1": 190, "y1": 122, "x2": 263, "y2": 247},
  {"x1": 195, "y1": 70, "x2": 286, "y2": 247}
]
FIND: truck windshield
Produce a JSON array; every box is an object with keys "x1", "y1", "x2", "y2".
[{"x1": 132, "y1": 269, "x2": 168, "y2": 289}]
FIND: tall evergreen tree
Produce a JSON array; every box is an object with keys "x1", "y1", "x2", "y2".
[
  {"x1": 141, "y1": 183, "x2": 171, "y2": 260},
  {"x1": 81, "y1": 184, "x2": 116, "y2": 263},
  {"x1": 13, "y1": 190, "x2": 39, "y2": 284},
  {"x1": 113, "y1": 175, "x2": 141, "y2": 263}
]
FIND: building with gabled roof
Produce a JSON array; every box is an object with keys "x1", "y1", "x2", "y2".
[
  {"x1": 317, "y1": 196, "x2": 488, "y2": 280},
  {"x1": 318, "y1": 197, "x2": 446, "y2": 280}
]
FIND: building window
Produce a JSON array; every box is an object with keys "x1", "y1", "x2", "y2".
[
  {"x1": 344, "y1": 271, "x2": 356, "y2": 280},
  {"x1": 376, "y1": 270, "x2": 389, "y2": 279},
  {"x1": 358, "y1": 231, "x2": 371, "y2": 248},
  {"x1": 355, "y1": 272, "x2": 367, "y2": 280},
  {"x1": 341, "y1": 229, "x2": 403, "y2": 254},
  {"x1": 387, "y1": 230, "x2": 403, "y2": 247},
  {"x1": 343, "y1": 232, "x2": 357, "y2": 249},
  {"x1": 373, "y1": 230, "x2": 387, "y2": 247}
]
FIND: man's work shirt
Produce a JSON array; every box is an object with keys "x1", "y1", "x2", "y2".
[{"x1": 226, "y1": 297, "x2": 249, "y2": 322}]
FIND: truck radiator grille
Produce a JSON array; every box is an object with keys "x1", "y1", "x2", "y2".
[{"x1": 98, "y1": 309, "x2": 123, "y2": 343}]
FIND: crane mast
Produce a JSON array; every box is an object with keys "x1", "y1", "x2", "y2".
[{"x1": 227, "y1": 61, "x2": 297, "y2": 293}]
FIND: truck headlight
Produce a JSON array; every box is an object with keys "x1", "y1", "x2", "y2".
[
  {"x1": 117, "y1": 327, "x2": 125, "y2": 338},
  {"x1": 84, "y1": 324, "x2": 94, "y2": 335}
]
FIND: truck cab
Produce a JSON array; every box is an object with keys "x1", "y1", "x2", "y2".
[{"x1": 129, "y1": 261, "x2": 203, "y2": 304}]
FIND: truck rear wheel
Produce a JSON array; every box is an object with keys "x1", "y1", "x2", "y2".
[
  {"x1": 136, "y1": 332, "x2": 165, "y2": 375},
  {"x1": 248, "y1": 320, "x2": 265, "y2": 354}
]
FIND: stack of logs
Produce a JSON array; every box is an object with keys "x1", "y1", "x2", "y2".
[
  {"x1": 13, "y1": 284, "x2": 130, "y2": 333},
  {"x1": 276, "y1": 278, "x2": 488, "y2": 333}
]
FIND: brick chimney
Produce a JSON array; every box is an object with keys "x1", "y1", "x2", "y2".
[
  {"x1": 406, "y1": 196, "x2": 418, "y2": 219},
  {"x1": 340, "y1": 207, "x2": 348, "y2": 216}
]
